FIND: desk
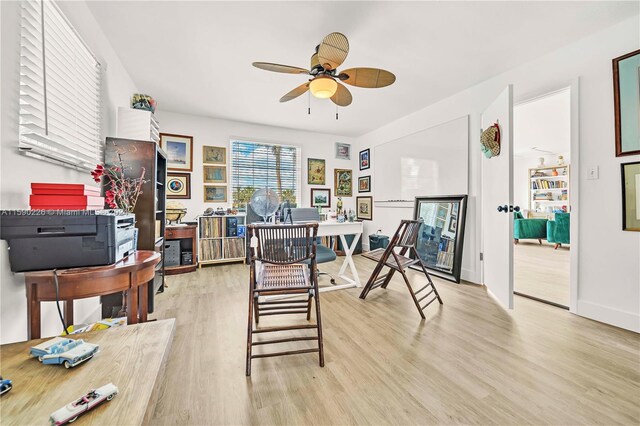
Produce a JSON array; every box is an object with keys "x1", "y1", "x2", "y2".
[
  {"x1": 0, "y1": 319, "x2": 175, "y2": 426},
  {"x1": 24, "y1": 251, "x2": 161, "y2": 339},
  {"x1": 317, "y1": 221, "x2": 363, "y2": 292}
]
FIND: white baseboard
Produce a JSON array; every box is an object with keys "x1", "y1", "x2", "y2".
[
  {"x1": 461, "y1": 268, "x2": 481, "y2": 285},
  {"x1": 577, "y1": 300, "x2": 640, "y2": 332}
]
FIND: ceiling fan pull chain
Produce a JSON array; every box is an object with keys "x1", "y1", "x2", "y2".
[
  {"x1": 308, "y1": 91, "x2": 311, "y2": 115},
  {"x1": 336, "y1": 104, "x2": 339, "y2": 120}
]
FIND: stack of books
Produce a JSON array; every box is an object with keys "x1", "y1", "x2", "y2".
[{"x1": 30, "y1": 183, "x2": 104, "y2": 210}]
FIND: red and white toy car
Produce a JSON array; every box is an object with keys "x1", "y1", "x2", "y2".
[{"x1": 49, "y1": 383, "x2": 118, "y2": 425}]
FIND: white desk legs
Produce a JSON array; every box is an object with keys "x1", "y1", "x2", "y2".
[{"x1": 319, "y1": 232, "x2": 362, "y2": 293}]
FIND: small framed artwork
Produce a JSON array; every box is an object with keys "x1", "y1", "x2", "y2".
[
  {"x1": 613, "y1": 49, "x2": 640, "y2": 157},
  {"x1": 310, "y1": 188, "x2": 331, "y2": 208},
  {"x1": 335, "y1": 142, "x2": 351, "y2": 160},
  {"x1": 334, "y1": 169, "x2": 353, "y2": 197},
  {"x1": 448, "y1": 215, "x2": 458, "y2": 233},
  {"x1": 203, "y1": 145, "x2": 226, "y2": 164},
  {"x1": 167, "y1": 172, "x2": 191, "y2": 199},
  {"x1": 203, "y1": 165, "x2": 227, "y2": 183},
  {"x1": 160, "y1": 133, "x2": 193, "y2": 172},
  {"x1": 204, "y1": 185, "x2": 227, "y2": 203},
  {"x1": 358, "y1": 175, "x2": 371, "y2": 193},
  {"x1": 356, "y1": 196, "x2": 373, "y2": 220},
  {"x1": 359, "y1": 148, "x2": 370, "y2": 170},
  {"x1": 308, "y1": 158, "x2": 326, "y2": 185},
  {"x1": 621, "y1": 161, "x2": 640, "y2": 231}
]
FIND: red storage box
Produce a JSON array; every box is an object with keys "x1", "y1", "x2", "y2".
[
  {"x1": 31, "y1": 183, "x2": 101, "y2": 196},
  {"x1": 30, "y1": 195, "x2": 105, "y2": 210}
]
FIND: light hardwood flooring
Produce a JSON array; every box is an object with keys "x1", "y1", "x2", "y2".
[
  {"x1": 514, "y1": 241, "x2": 570, "y2": 306},
  {"x1": 150, "y1": 255, "x2": 639, "y2": 425}
]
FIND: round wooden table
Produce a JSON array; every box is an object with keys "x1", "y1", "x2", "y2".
[{"x1": 24, "y1": 250, "x2": 161, "y2": 339}]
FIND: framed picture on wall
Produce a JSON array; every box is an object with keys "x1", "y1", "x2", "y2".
[
  {"x1": 204, "y1": 185, "x2": 227, "y2": 203},
  {"x1": 203, "y1": 165, "x2": 227, "y2": 183},
  {"x1": 613, "y1": 49, "x2": 640, "y2": 157},
  {"x1": 310, "y1": 188, "x2": 331, "y2": 208},
  {"x1": 167, "y1": 172, "x2": 191, "y2": 199},
  {"x1": 335, "y1": 143, "x2": 351, "y2": 160},
  {"x1": 621, "y1": 161, "x2": 640, "y2": 231},
  {"x1": 160, "y1": 133, "x2": 193, "y2": 172},
  {"x1": 307, "y1": 158, "x2": 326, "y2": 185},
  {"x1": 203, "y1": 145, "x2": 226, "y2": 164},
  {"x1": 356, "y1": 196, "x2": 373, "y2": 220},
  {"x1": 358, "y1": 176, "x2": 371, "y2": 193},
  {"x1": 334, "y1": 169, "x2": 353, "y2": 197},
  {"x1": 359, "y1": 149, "x2": 370, "y2": 170}
]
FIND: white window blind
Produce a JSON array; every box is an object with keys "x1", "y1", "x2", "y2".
[
  {"x1": 19, "y1": 0, "x2": 102, "y2": 171},
  {"x1": 230, "y1": 140, "x2": 301, "y2": 207}
]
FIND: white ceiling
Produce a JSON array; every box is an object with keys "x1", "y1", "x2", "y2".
[{"x1": 84, "y1": 1, "x2": 638, "y2": 137}]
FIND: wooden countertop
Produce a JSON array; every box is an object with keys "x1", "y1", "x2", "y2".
[{"x1": 0, "y1": 319, "x2": 175, "y2": 425}]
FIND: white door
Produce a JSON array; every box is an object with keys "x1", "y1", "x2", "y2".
[{"x1": 481, "y1": 85, "x2": 514, "y2": 309}]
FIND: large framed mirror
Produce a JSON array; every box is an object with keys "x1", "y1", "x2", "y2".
[{"x1": 412, "y1": 195, "x2": 468, "y2": 283}]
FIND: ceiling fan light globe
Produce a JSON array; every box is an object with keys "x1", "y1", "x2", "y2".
[{"x1": 310, "y1": 76, "x2": 338, "y2": 99}]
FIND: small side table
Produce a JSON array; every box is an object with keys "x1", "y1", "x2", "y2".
[
  {"x1": 165, "y1": 224, "x2": 198, "y2": 275},
  {"x1": 24, "y1": 250, "x2": 161, "y2": 339}
]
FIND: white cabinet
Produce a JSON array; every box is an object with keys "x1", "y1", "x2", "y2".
[{"x1": 116, "y1": 107, "x2": 160, "y2": 143}]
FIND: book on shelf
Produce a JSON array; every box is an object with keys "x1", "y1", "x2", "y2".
[
  {"x1": 200, "y1": 216, "x2": 225, "y2": 238},
  {"x1": 200, "y1": 239, "x2": 223, "y2": 261},
  {"x1": 224, "y1": 238, "x2": 245, "y2": 259},
  {"x1": 531, "y1": 179, "x2": 566, "y2": 190}
]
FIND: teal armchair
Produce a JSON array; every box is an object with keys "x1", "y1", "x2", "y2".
[
  {"x1": 513, "y1": 211, "x2": 547, "y2": 244},
  {"x1": 547, "y1": 212, "x2": 570, "y2": 249}
]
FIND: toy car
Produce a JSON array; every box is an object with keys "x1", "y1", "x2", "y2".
[
  {"x1": 30, "y1": 337, "x2": 99, "y2": 369},
  {"x1": 0, "y1": 377, "x2": 12, "y2": 395},
  {"x1": 49, "y1": 383, "x2": 118, "y2": 425}
]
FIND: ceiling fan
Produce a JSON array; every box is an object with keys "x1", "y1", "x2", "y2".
[{"x1": 252, "y1": 32, "x2": 396, "y2": 108}]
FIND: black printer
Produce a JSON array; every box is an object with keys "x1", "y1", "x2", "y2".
[{"x1": 0, "y1": 210, "x2": 136, "y2": 272}]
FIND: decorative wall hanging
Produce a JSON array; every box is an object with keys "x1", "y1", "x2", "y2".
[
  {"x1": 358, "y1": 176, "x2": 371, "y2": 193},
  {"x1": 203, "y1": 146, "x2": 227, "y2": 164},
  {"x1": 335, "y1": 143, "x2": 351, "y2": 160},
  {"x1": 334, "y1": 169, "x2": 353, "y2": 197},
  {"x1": 203, "y1": 165, "x2": 227, "y2": 184},
  {"x1": 204, "y1": 185, "x2": 227, "y2": 203},
  {"x1": 310, "y1": 188, "x2": 331, "y2": 208},
  {"x1": 621, "y1": 161, "x2": 640, "y2": 231},
  {"x1": 167, "y1": 172, "x2": 191, "y2": 199},
  {"x1": 356, "y1": 196, "x2": 373, "y2": 220},
  {"x1": 307, "y1": 158, "x2": 326, "y2": 185},
  {"x1": 613, "y1": 49, "x2": 640, "y2": 157},
  {"x1": 160, "y1": 133, "x2": 193, "y2": 171},
  {"x1": 359, "y1": 149, "x2": 370, "y2": 170},
  {"x1": 480, "y1": 123, "x2": 501, "y2": 158}
]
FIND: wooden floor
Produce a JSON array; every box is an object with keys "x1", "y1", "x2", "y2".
[
  {"x1": 514, "y1": 241, "x2": 570, "y2": 306},
  {"x1": 150, "y1": 255, "x2": 639, "y2": 425}
]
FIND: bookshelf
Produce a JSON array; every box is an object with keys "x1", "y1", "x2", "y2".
[
  {"x1": 528, "y1": 164, "x2": 570, "y2": 219},
  {"x1": 197, "y1": 214, "x2": 246, "y2": 266}
]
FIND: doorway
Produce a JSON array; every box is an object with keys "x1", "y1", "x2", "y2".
[{"x1": 512, "y1": 88, "x2": 571, "y2": 308}]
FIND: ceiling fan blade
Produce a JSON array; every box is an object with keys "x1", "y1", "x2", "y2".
[
  {"x1": 280, "y1": 82, "x2": 310, "y2": 102},
  {"x1": 252, "y1": 62, "x2": 309, "y2": 74},
  {"x1": 330, "y1": 82, "x2": 352, "y2": 107},
  {"x1": 317, "y1": 32, "x2": 349, "y2": 71},
  {"x1": 338, "y1": 67, "x2": 396, "y2": 88}
]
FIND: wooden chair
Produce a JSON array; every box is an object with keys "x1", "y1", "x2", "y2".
[
  {"x1": 246, "y1": 223, "x2": 324, "y2": 376},
  {"x1": 359, "y1": 220, "x2": 443, "y2": 319}
]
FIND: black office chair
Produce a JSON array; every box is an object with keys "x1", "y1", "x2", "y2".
[{"x1": 289, "y1": 208, "x2": 337, "y2": 284}]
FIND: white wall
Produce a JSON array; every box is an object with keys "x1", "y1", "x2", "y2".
[
  {"x1": 154, "y1": 110, "x2": 357, "y2": 221},
  {"x1": 0, "y1": 1, "x2": 138, "y2": 343},
  {"x1": 355, "y1": 16, "x2": 640, "y2": 331}
]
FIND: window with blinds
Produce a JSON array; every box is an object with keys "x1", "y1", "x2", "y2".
[
  {"x1": 19, "y1": 0, "x2": 102, "y2": 171},
  {"x1": 230, "y1": 140, "x2": 301, "y2": 207}
]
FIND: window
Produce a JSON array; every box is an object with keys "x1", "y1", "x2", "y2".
[
  {"x1": 230, "y1": 140, "x2": 301, "y2": 207},
  {"x1": 19, "y1": 0, "x2": 102, "y2": 170}
]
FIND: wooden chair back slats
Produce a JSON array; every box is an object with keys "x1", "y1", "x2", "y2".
[{"x1": 248, "y1": 223, "x2": 318, "y2": 265}]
